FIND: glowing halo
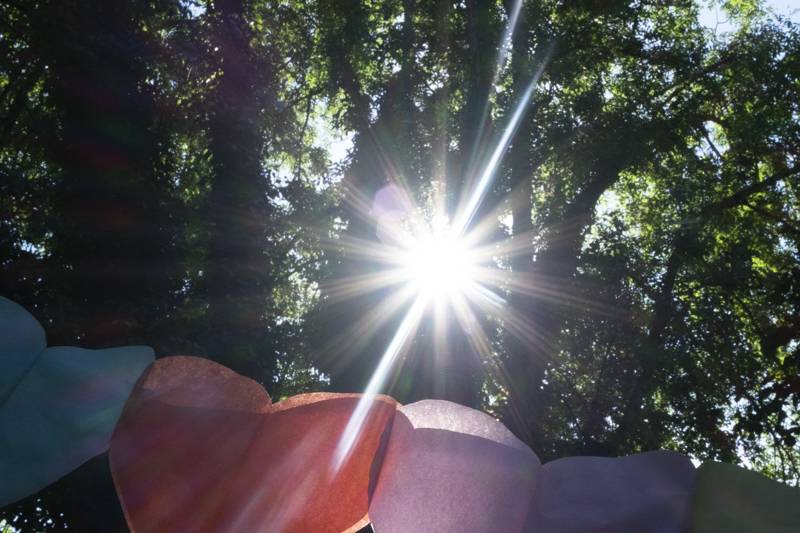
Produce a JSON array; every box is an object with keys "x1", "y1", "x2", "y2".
[
  {"x1": 330, "y1": 3, "x2": 553, "y2": 471},
  {"x1": 397, "y1": 225, "x2": 478, "y2": 301}
]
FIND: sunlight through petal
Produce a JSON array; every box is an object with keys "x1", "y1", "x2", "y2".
[{"x1": 332, "y1": 293, "x2": 429, "y2": 471}]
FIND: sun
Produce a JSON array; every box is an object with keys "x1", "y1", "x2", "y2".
[
  {"x1": 331, "y1": 29, "x2": 552, "y2": 467},
  {"x1": 398, "y1": 228, "x2": 476, "y2": 300}
]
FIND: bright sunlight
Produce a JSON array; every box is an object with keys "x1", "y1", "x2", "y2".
[{"x1": 399, "y1": 227, "x2": 476, "y2": 300}]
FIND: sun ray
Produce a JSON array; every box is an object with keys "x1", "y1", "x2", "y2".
[
  {"x1": 452, "y1": 50, "x2": 553, "y2": 235},
  {"x1": 322, "y1": 284, "x2": 421, "y2": 372},
  {"x1": 328, "y1": 32, "x2": 555, "y2": 473},
  {"x1": 332, "y1": 292, "x2": 430, "y2": 471}
]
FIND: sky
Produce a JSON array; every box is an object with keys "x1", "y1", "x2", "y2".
[
  {"x1": 321, "y1": 1, "x2": 800, "y2": 168},
  {"x1": 699, "y1": 0, "x2": 800, "y2": 33}
]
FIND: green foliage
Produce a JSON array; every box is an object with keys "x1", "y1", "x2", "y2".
[{"x1": 0, "y1": 0, "x2": 799, "y2": 528}]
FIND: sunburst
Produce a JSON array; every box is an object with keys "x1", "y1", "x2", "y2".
[{"x1": 330, "y1": 1, "x2": 554, "y2": 469}]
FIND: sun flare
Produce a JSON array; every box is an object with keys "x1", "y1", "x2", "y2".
[
  {"x1": 330, "y1": 5, "x2": 553, "y2": 468},
  {"x1": 399, "y1": 230, "x2": 476, "y2": 300}
]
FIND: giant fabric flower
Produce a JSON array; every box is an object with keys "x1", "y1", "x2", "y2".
[
  {"x1": 2, "y1": 297, "x2": 798, "y2": 531},
  {"x1": 0, "y1": 297, "x2": 154, "y2": 506}
]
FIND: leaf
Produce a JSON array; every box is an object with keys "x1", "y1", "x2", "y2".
[
  {"x1": 692, "y1": 461, "x2": 800, "y2": 532},
  {"x1": 369, "y1": 399, "x2": 540, "y2": 533},
  {"x1": 108, "y1": 357, "x2": 800, "y2": 533},
  {"x1": 0, "y1": 297, "x2": 47, "y2": 406},
  {"x1": 110, "y1": 356, "x2": 396, "y2": 533},
  {"x1": 526, "y1": 451, "x2": 696, "y2": 532},
  {"x1": 0, "y1": 297, "x2": 154, "y2": 507}
]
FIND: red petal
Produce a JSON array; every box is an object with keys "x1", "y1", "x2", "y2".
[{"x1": 111, "y1": 357, "x2": 397, "y2": 533}]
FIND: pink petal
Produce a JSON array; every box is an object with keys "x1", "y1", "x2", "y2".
[{"x1": 369, "y1": 399, "x2": 540, "y2": 532}]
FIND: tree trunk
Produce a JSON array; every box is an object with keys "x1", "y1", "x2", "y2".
[
  {"x1": 612, "y1": 172, "x2": 789, "y2": 448},
  {"x1": 502, "y1": 0, "x2": 539, "y2": 443},
  {"x1": 41, "y1": 1, "x2": 177, "y2": 347},
  {"x1": 318, "y1": 0, "x2": 420, "y2": 397},
  {"x1": 203, "y1": 0, "x2": 274, "y2": 379},
  {"x1": 5, "y1": 1, "x2": 175, "y2": 529},
  {"x1": 438, "y1": 0, "x2": 498, "y2": 407}
]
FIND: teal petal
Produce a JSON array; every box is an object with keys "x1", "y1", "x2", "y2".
[
  {"x1": 0, "y1": 297, "x2": 47, "y2": 404},
  {"x1": 0, "y1": 298, "x2": 154, "y2": 507}
]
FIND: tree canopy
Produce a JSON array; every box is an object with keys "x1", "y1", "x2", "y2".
[{"x1": 1, "y1": 0, "x2": 798, "y2": 530}]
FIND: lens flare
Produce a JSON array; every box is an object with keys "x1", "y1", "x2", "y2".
[
  {"x1": 399, "y1": 228, "x2": 477, "y2": 300},
  {"x1": 332, "y1": 292, "x2": 429, "y2": 471},
  {"x1": 329, "y1": 19, "x2": 553, "y2": 472}
]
